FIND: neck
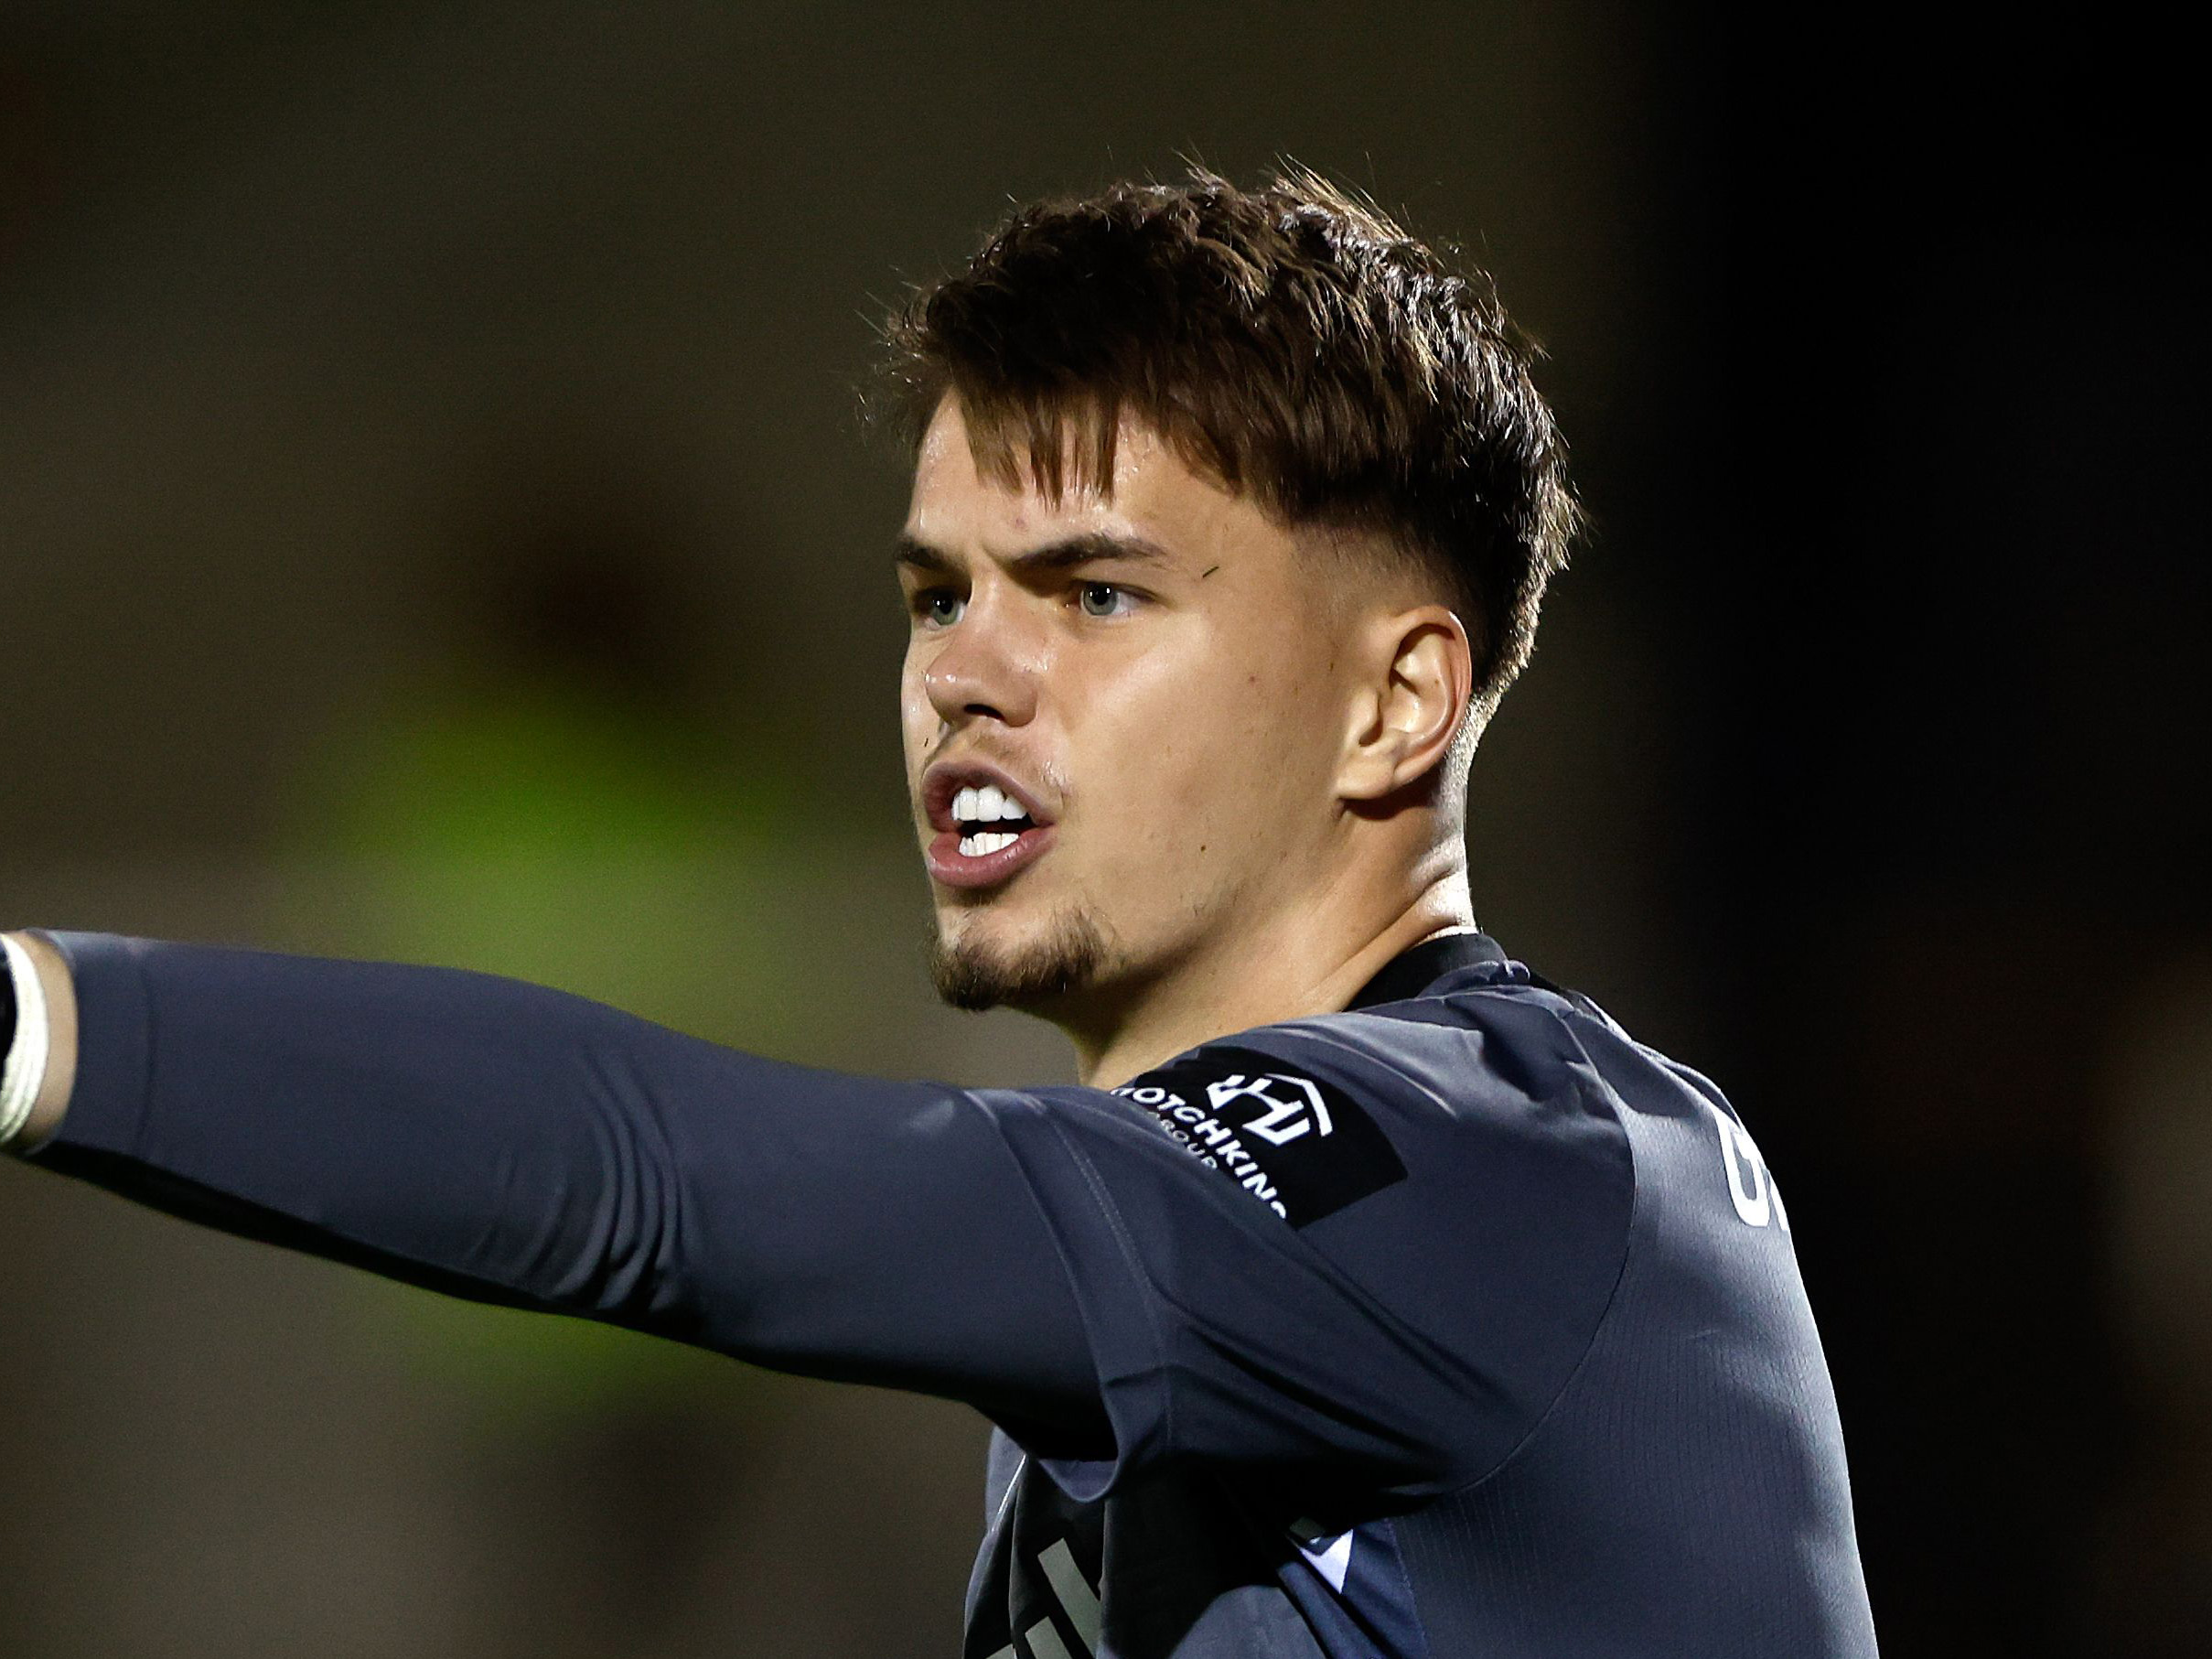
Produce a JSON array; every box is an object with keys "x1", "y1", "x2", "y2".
[{"x1": 1058, "y1": 858, "x2": 1475, "y2": 1090}]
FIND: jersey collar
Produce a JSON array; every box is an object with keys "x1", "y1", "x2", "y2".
[{"x1": 1346, "y1": 928, "x2": 1510, "y2": 1011}]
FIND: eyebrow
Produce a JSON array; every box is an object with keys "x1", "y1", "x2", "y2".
[{"x1": 894, "y1": 531, "x2": 1181, "y2": 578}]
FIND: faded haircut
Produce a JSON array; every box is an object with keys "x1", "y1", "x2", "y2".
[{"x1": 874, "y1": 165, "x2": 1581, "y2": 739}]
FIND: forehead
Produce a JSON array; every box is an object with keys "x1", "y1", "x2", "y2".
[{"x1": 904, "y1": 398, "x2": 1255, "y2": 564}]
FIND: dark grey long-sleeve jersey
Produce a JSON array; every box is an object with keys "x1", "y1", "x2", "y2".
[{"x1": 18, "y1": 927, "x2": 1876, "y2": 1657}]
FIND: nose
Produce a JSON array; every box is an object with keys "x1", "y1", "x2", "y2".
[{"x1": 921, "y1": 591, "x2": 1042, "y2": 728}]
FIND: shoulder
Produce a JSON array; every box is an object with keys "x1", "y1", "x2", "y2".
[
  {"x1": 1104, "y1": 974, "x2": 1641, "y2": 1237},
  {"x1": 1133, "y1": 970, "x2": 1642, "y2": 1142}
]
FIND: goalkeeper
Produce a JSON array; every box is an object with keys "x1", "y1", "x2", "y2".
[{"x1": 3, "y1": 168, "x2": 1878, "y2": 1658}]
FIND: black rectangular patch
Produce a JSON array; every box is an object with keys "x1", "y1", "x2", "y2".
[{"x1": 1111, "y1": 1045, "x2": 1407, "y2": 1227}]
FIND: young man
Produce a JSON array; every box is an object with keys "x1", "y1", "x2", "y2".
[{"x1": 1, "y1": 171, "x2": 1878, "y2": 1656}]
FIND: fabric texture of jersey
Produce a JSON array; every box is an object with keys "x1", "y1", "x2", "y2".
[
  {"x1": 25, "y1": 927, "x2": 1877, "y2": 1656},
  {"x1": 960, "y1": 932, "x2": 1875, "y2": 1658}
]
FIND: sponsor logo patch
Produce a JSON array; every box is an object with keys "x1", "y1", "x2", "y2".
[{"x1": 1111, "y1": 1045, "x2": 1407, "y2": 1226}]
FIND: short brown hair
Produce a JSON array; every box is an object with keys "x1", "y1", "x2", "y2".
[{"x1": 876, "y1": 166, "x2": 1579, "y2": 737}]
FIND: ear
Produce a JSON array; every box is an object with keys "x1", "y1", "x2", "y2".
[{"x1": 1337, "y1": 605, "x2": 1475, "y2": 804}]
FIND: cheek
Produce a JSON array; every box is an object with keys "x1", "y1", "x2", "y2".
[
  {"x1": 1204, "y1": 663, "x2": 1342, "y2": 846},
  {"x1": 1196, "y1": 636, "x2": 1323, "y2": 750},
  {"x1": 1078, "y1": 642, "x2": 1306, "y2": 846},
  {"x1": 899, "y1": 657, "x2": 936, "y2": 749}
]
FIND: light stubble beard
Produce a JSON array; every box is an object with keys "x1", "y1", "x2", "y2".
[{"x1": 927, "y1": 904, "x2": 1111, "y2": 1013}]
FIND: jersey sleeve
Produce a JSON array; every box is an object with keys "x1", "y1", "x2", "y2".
[
  {"x1": 962, "y1": 1000, "x2": 1637, "y2": 1509},
  {"x1": 24, "y1": 929, "x2": 1111, "y2": 1454},
  {"x1": 22, "y1": 931, "x2": 1633, "y2": 1509}
]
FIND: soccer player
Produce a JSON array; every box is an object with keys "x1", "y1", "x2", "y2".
[{"x1": 1, "y1": 169, "x2": 1878, "y2": 1656}]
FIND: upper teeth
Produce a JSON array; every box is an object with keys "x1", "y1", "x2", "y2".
[{"x1": 954, "y1": 783, "x2": 1030, "y2": 824}]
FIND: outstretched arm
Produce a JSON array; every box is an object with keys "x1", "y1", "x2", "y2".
[
  {"x1": 5, "y1": 926, "x2": 1573, "y2": 1502},
  {"x1": 1, "y1": 927, "x2": 1110, "y2": 1457}
]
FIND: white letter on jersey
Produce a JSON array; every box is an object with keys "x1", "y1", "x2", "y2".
[
  {"x1": 1704, "y1": 1101, "x2": 1789, "y2": 1232},
  {"x1": 1289, "y1": 1518, "x2": 1356, "y2": 1593}
]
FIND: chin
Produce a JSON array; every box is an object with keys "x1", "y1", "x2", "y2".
[{"x1": 927, "y1": 906, "x2": 1108, "y2": 1013}]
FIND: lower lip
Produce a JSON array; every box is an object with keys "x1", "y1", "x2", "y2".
[{"x1": 925, "y1": 823, "x2": 1058, "y2": 890}]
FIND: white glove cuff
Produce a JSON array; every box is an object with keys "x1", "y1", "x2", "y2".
[{"x1": 0, "y1": 933, "x2": 52, "y2": 1147}]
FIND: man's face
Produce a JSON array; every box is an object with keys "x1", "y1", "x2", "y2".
[{"x1": 899, "y1": 399, "x2": 1359, "y2": 1017}]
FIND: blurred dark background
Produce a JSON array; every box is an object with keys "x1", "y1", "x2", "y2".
[{"x1": 2, "y1": 4, "x2": 2202, "y2": 1655}]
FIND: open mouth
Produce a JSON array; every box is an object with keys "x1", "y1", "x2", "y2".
[
  {"x1": 951, "y1": 782, "x2": 1037, "y2": 856},
  {"x1": 925, "y1": 778, "x2": 1057, "y2": 890}
]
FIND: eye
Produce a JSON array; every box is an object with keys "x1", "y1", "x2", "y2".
[
  {"x1": 1078, "y1": 581, "x2": 1135, "y2": 619},
  {"x1": 914, "y1": 589, "x2": 965, "y2": 629}
]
